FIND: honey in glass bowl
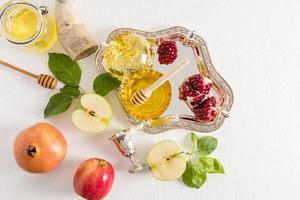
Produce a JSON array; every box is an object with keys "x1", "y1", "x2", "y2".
[{"x1": 120, "y1": 69, "x2": 172, "y2": 121}]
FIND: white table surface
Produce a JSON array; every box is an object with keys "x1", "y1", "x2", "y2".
[{"x1": 1, "y1": 0, "x2": 300, "y2": 199}]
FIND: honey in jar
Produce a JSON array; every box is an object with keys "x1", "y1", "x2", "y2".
[
  {"x1": 0, "y1": 1, "x2": 57, "y2": 52},
  {"x1": 103, "y1": 32, "x2": 154, "y2": 79}
]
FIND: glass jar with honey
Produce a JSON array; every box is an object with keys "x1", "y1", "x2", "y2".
[
  {"x1": 103, "y1": 32, "x2": 154, "y2": 79},
  {"x1": 0, "y1": 1, "x2": 57, "y2": 52}
]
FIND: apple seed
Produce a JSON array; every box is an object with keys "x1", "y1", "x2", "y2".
[{"x1": 89, "y1": 111, "x2": 96, "y2": 117}]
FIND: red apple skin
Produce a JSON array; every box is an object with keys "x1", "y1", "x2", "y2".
[
  {"x1": 73, "y1": 158, "x2": 115, "y2": 200},
  {"x1": 14, "y1": 123, "x2": 67, "y2": 173}
]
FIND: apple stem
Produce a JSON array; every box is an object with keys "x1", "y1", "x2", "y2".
[
  {"x1": 79, "y1": 86, "x2": 86, "y2": 94},
  {"x1": 26, "y1": 145, "x2": 37, "y2": 157},
  {"x1": 186, "y1": 151, "x2": 203, "y2": 159},
  {"x1": 169, "y1": 151, "x2": 185, "y2": 160},
  {"x1": 98, "y1": 160, "x2": 108, "y2": 168},
  {"x1": 169, "y1": 151, "x2": 201, "y2": 161}
]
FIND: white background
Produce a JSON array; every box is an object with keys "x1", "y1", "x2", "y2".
[{"x1": 1, "y1": 0, "x2": 300, "y2": 199}]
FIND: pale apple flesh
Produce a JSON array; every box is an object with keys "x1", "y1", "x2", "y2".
[
  {"x1": 72, "y1": 109, "x2": 109, "y2": 133},
  {"x1": 72, "y1": 93, "x2": 112, "y2": 133},
  {"x1": 147, "y1": 140, "x2": 186, "y2": 181}
]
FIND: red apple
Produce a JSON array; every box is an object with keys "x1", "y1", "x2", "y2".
[
  {"x1": 14, "y1": 123, "x2": 67, "y2": 173},
  {"x1": 73, "y1": 158, "x2": 115, "y2": 200}
]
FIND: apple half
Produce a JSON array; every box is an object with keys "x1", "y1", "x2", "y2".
[
  {"x1": 147, "y1": 140, "x2": 186, "y2": 181},
  {"x1": 72, "y1": 93, "x2": 112, "y2": 133}
]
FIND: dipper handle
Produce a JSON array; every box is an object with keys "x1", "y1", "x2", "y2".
[{"x1": 0, "y1": 59, "x2": 57, "y2": 90}]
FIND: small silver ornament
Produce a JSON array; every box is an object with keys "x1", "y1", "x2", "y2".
[{"x1": 110, "y1": 124, "x2": 145, "y2": 173}]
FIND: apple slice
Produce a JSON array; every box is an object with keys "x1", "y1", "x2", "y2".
[
  {"x1": 72, "y1": 93, "x2": 112, "y2": 133},
  {"x1": 147, "y1": 140, "x2": 186, "y2": 181}
]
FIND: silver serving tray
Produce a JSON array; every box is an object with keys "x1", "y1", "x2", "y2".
[{"x1": 96, "y1": 26, "x2": 234, "y2": 134}]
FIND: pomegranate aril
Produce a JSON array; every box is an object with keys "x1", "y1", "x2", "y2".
[
  {"x1": 157, "y1": 40, "x2": 178, "y2": 65},
  {"x1": 193, "y1": 96, "x2": 217, "y2": 121},
  {"x1": 178, "y1": 74, "x2": 217, "y2": 121},
  {"x1": 178, "y1": 74, "x2": 213, "y2": 100}
]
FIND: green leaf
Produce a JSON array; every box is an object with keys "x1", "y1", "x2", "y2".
[
  {"x1": 197, "y1": 136, "x2": 218, "y2": 156},
  {"x1": 48, "y1": 53, "x2": 81, "y2": 86},
  {"x1": 60, "y1": 85, "x2": 81, "y2": 98},
  {"x1": 191, "y1": 132, "x2": 198, "y2": 151},
  {"x1": 182, "y1": 161, "x2": 207, "y2": 189},
  {"x1": 44, "y1": 93, "x2": 72, "y2": 118},
  {"x1": 93, "y1": 72, "x2": 121, "y2": 96},
  {"x1": 199, "y1": 157, "x2": 225, "y2": 174}
]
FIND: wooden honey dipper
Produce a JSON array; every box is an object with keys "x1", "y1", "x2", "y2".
[
  {"x1": 131, "y1": 58, "x2": 190, "y2": 106},
  {"x1": 0, "y1": 59, "x2": 58, "y2": 90}
]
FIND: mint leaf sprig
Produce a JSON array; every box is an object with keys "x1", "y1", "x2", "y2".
[
  {"x1": 181, "y1": 133, "x2": 224, "y2": 189},
  {"x1": 44, "y1": 53, "x2": 121, "y2": 118}
]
